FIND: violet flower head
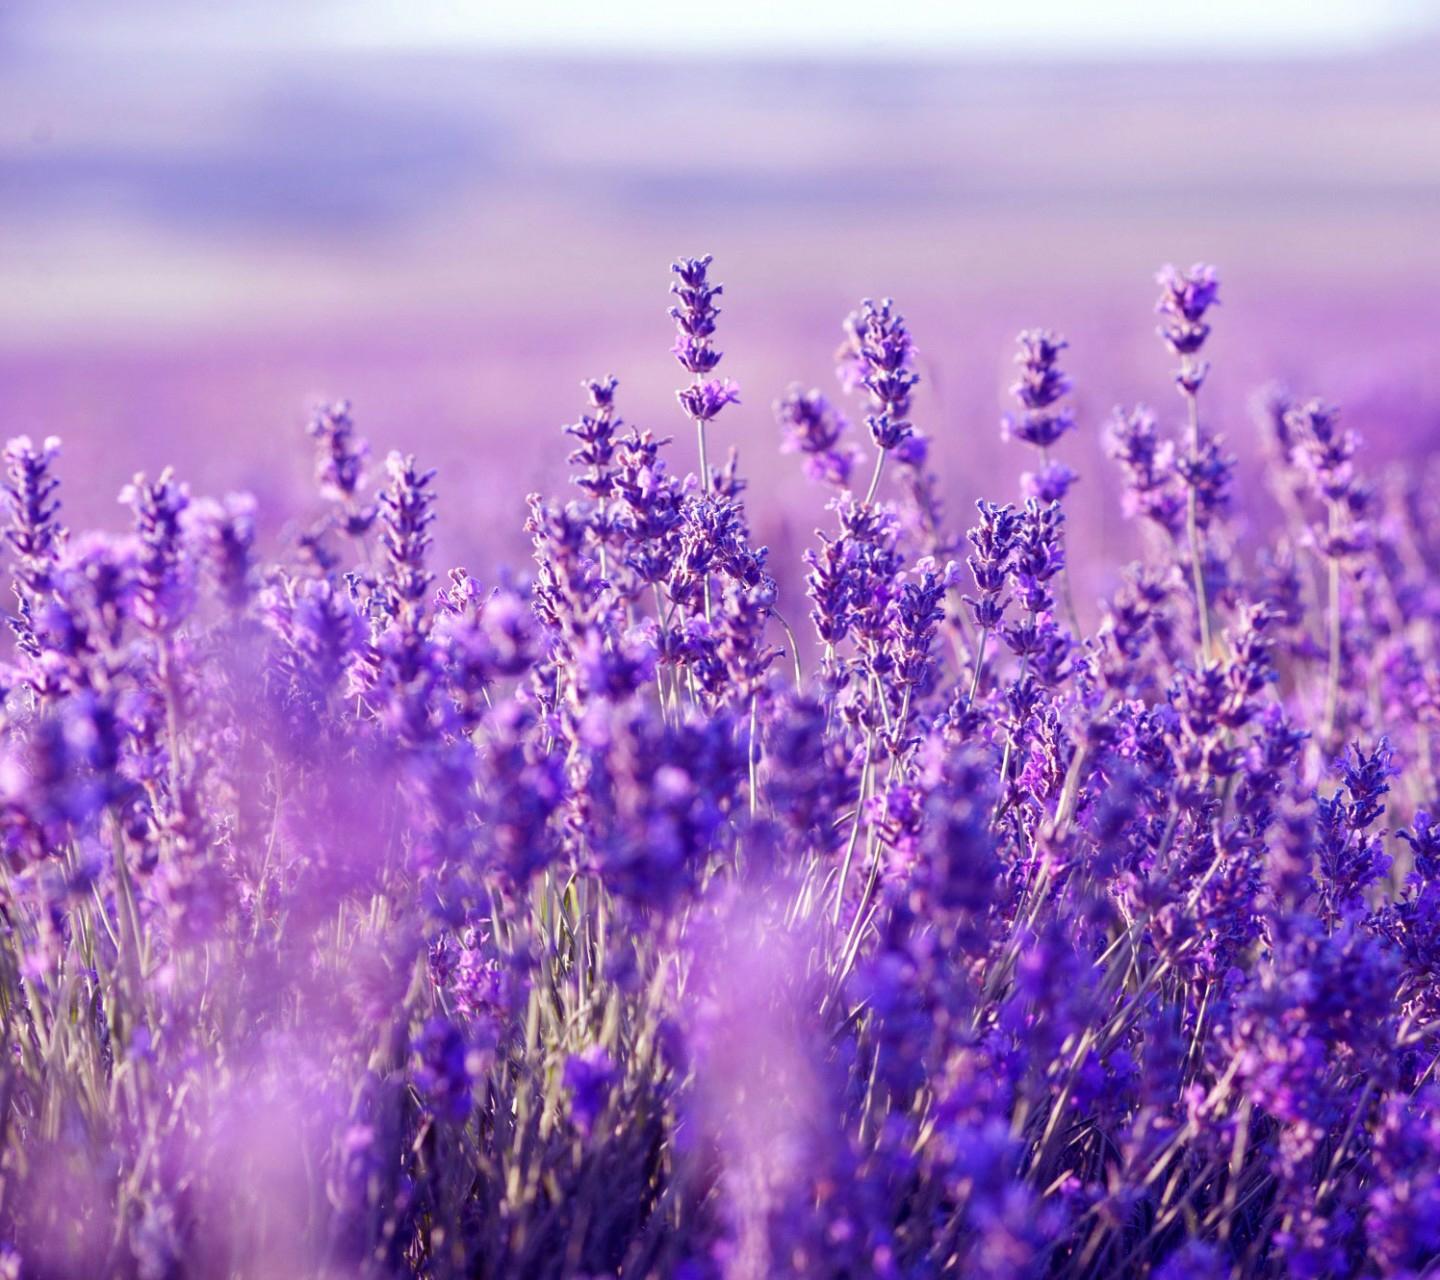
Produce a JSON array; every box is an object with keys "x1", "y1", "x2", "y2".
[
  {"x1": 1175, "y1": 433, "x2": 1236, "y2": 530},
  {"x1": 893, "y1": 557, "x2": 961, "y2": 691},
  {"x1": 1155, "y1": 262, "x2": 1220, "y2": 358},
  {"x1": 963, "y1": 500, "x2": 1021, "y2": 630},
  {"x1": 378, "y1": 452, "x2": 437, "y2": 623},
  {"x1": 775, "y1": 386, "x2": 858, "y2": 487},
  {"x1": 1106, "y1": 405, "x2": 1184, "y2": 537},
  {"x1": 1286, "y1": 398, "x2": 1358, "y2": 506},
  {"x1": 307, "y1": 399, "x2": 371, "y2": 506},
  {"x1": 676, "y1": 379, "x2": 741, "y2": 425},
  {"x1": 563, "y1": 1045, "x2": 616, "y2": 1137},
  {"x1": 412, "y1": 1016, "x2": 476, "y2": 1123},
  {"x1": 1009, "y1": 499, "x2": 1066, "y2": 617},
  {"x1": 1004, "y1": 329, "x2": 1076, "y2": 453},
  {"x1": 120, "y1": 467, "x2": 194, "y2": 640},
  {"x1": 804, "y1": 528, "x2": 858, "y2": 648},
  {"x1": 612, "y1": 429, "x2": 686, "y2": 586},
  {"x1": 671, "y1": 254, "x2": 738, "y2": 430},
  {"x1": 670, "y1": 254, "x2": 722, "y2": 370},
  {"x1": 1253, "y1": 382, "x2": 1298, "y2": 465},
  {"x1": 839, "y1": 297, "x2": 919, "y2": 454},
  {"x1": 183, "y1": 493, "x2": 257, "y2": 613},
  {"x1": 1314, "y1": 737, "x2": 1396, "y2": 919},
  {"x1": 1399, "y1": 809, "x2": 1440, "y2": 882},
  {"x1": 565, "y1": 376, "x2": 623, "y2": 502},
  {"x1": 1367, "y1": 1088, "x2": 1440, "y2": 1275},
  {"x1": 1022, "y1": 460, "x2": 1079, "y2": 504},
  {"x1": 3, "y1": 435, "x2": 65, "y2": 606}
]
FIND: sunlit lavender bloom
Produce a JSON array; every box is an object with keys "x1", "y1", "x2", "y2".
[
  {"x1": 307, "y1": 399, "x2": 370, "y2": 503},
  {"x1": 566, "y1": 375, "x2": 623, "y2": 502},
  {"x1": 1008, "y1": 499, "x2": 1066, "y2": 617},
  {"x1": 1399, "y1": 809, "x2": 1440, "y2": 882},
  {"x1": 839, "y1": 297, "x2": 919, "y2": 454},
  {"x1": 1106, "y1": 406, "x2": 1184, "y2": 537},
  {"x1": 670, "y1": 255, "x2": 723, "y2": 370},
  {"x1": 1174, "y1": 433, "x2": 1235, "y2": 530},
  {"x1": 120, "y1": 468, "x2": 194, "y2": 639},
  {"x1": 183, "y1": 493, "x2": 257, "y2": 613},
  {"x1": 2, "y1": 435, "x2": 64, "y2": 614},
  {"x1": 676, "y1": 378, "x2": 741, "y2": 425},
  {"x1": 1367, "y1": 1088, "x2": 1440, "y2": 1274},
  {"x1": 1155, "y1": 262, "x2": 1220, "y2": 364},
  {"x1": 671, "y1": 255, "x2": 739, "y2": 492},
  {"x1": 378, "y1": 452, "x2": 436, "y2": 626},
  {"x1": 893, "y1": 558, "x2": 960, "y2": 691},
  {"x1": 804, "y1": 528, "x2": 858, "y2": 648},
  {"x1": 1285, "y1": 399, "x2": 1366, "y2": 546},
  {"x1": 1004, "y1": 329, "x2": 1076, "y2": 452},
  {"x1": 963, "y1": 500, "x2": 1020, "y2": 630},
  {"x1": 1313, "y1": 738, "x2": 1396, "y2": 922}
]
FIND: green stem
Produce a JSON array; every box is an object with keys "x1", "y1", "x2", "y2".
[{"x1": 863, "y1": 448, "x2": 887, "y2": 506}]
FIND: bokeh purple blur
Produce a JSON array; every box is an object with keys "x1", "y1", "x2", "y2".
[{"x1": 4, "y1": 3, "x2": 1440, "y2": 602}]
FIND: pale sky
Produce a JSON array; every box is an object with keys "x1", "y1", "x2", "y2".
[{"x1": 13, "y1": 0, "x2": 1440, "y2": 58}]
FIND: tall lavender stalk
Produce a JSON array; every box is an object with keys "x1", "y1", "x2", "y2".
[
  {"x1": 839, "y1": 297, "x2": 919, "y2": 504},
  {"x1": 1004, "y1": 329, "x2": 1080, "y2": 626},
  {"x1": 2, "y1": 435, "x2": 65, "y2": 662},
  {"x1": 1286, "y1": 398, "x2": 1366, "y2": 747},
  {"x1": 671, "y1": 254, "x2": 738, "y2": 497},
  {"x1": 1156, "y1": 262, "x2": 1221, "y2": 657}
]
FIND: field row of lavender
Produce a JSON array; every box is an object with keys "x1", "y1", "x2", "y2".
[{"x1": 2, "y1": 254, "x2": 1438, "y2": 1277}]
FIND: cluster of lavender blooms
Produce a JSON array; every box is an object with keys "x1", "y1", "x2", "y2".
[{"x1": 2, "y1": 253, "x2": 1439, "y2": 1280}]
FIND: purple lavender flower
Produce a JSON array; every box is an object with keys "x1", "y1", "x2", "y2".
[
  {"x1": 412, "y1": 1016, "x2": 477, "y2": 1123},
  {"x1": 563, "y1": 1045, "x2": 616, "y2": 1137},
  {"x1": 566, "y1": 375, "x2": 623, "y2": 502},
  {"x1": 1106, "y1": 405, "x2": 1184, "y2": 534},
  {"x1": 839, "y1": 297, "x2": 919, "y2": 481},
  {"x1": 308, "y1": 399, "x2": 369, "y2": 502},
  {"x1": 1367, "y1": 1088, "x2": 1440, "y2": 1274},
  {"x1": 671, "y1": 255, "x2": 738, "y2": 492},
  {"x1": 1021, "y1": 460, "x2": 1078, "y2": 503},
  {"x1": 183, "y1": 493, "x2": 257, "y2": 613},
  {"x1": 775, "y1": 386, "x2": 859, "y2": 487},
  {"x1": 120, "y1": 468, "x2": 194, "y2": 639},
  {"x1": 378, "y1": 452, "x2": 436, "y2": 627},
  {"x1": 2, "y1": 435, "x2": 64, "y2": 619},
  {"x1": 1004, "y1": 329, "x2": 1076, "y2": 452},
  {"x1": 1155, "y1": 262, "x2": 1220, "y2": 364},
  {"x1": 963, "y1": 500, "x2": 1021, "y2": 631},
  {"x1": 676, "y1": 378, "x2": 741, "y2": 425}
]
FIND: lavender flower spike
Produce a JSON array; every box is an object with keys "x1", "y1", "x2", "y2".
[
  {"x1": 1004, "y1": 329, "x2": 1078, "y2": 499},
  {"x1": 776, "y1": 385, "x2": 859, "y2": 488},
  {"x1": 3, "y1": 435, "x2": 65, "y2": 657},
  {"x1": 839, "y1": 296, "x2": 920, "y2": 502},
  {"x1": 671, "y1": 254, "x2": 738, "y2": 494},
  {"x1": 1155, "y1": 261, "x2": 1222, "y2": 658}
]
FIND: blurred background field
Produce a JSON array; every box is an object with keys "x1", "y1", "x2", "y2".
[{"x1": 3, "y1": 1, "x2": 1440, "y2": 602}]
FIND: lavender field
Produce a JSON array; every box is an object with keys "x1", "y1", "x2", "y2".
[{"x1": 5, "y1": 8, "x2": 1440, "y2": 1280}]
